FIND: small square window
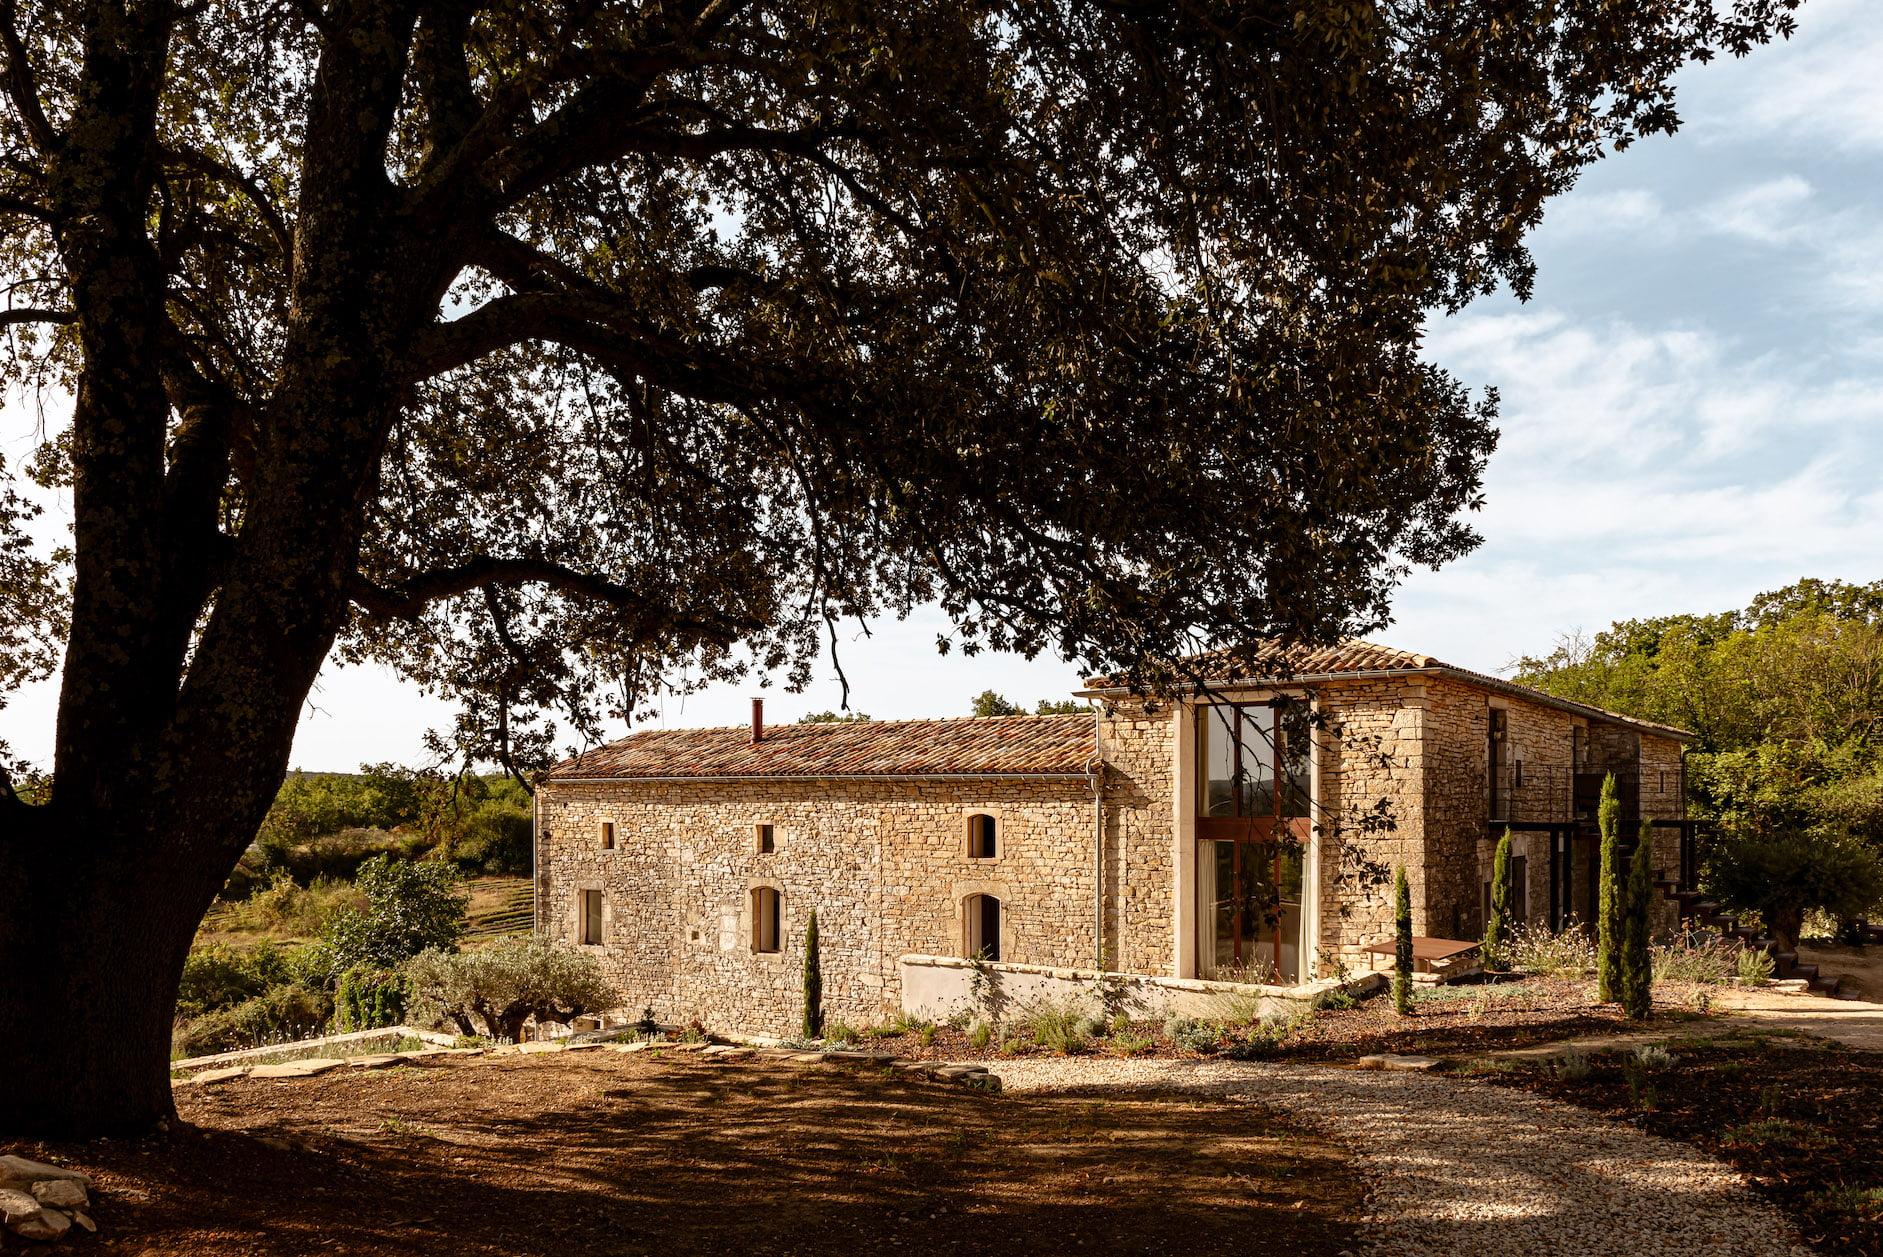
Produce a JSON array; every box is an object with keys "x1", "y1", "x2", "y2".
[
  {"x1": 756, "y1": 823, "x2": 775, "y2": 854},
  {"x1": 600, "y1": 821, "x2": 615, "y2": 850},
  {"x1": 579, "y1": 889, "x2": 604, "y2": 946},
  {"x1": 967, "y1": 813, "x2": 997, "y2": 859}
]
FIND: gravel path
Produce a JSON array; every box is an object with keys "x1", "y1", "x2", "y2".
[{"x1": 988, "y1": 1058, "x2": 1812, "y2": 1257}]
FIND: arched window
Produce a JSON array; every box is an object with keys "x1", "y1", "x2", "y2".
[
  {"x1": 967, "y1": 813, "x2": 998, "y2": 859},
  {"x1": 752, "y1": 886, "x2": 782, "y2": 954},
  {"x1": 964, "y1": 894, "x2": 1001, "y2": 962}
]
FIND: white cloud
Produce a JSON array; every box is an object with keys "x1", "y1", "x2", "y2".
[
  {"x1": 1704, "y1": 175, "x2": 1815, "y2": 245},
  {"x1": 1691, "y1": 0, "x2": 1883, "y2": 153},
  {"x1": 1543, "y1": 188, "x2": 1668, "y2": 239}
]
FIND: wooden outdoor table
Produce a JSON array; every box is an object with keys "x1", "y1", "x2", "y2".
[{"x1": 1362, "y1": 935, "x2": 1480, "y2": 974}]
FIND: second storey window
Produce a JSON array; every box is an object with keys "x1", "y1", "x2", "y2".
[
  {"x1": 967, "y1": 813, "x2": 997, "y2": 859},
  {"x1": 756, "y1": 823, "x2": 775, "y2": 854},
  {"x1": 600, "y1": 821, "x2": 615, "y2": 850}
]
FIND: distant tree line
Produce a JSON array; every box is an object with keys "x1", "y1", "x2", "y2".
[{"x1": 1517, "y1": 578, "x2": 1883, "y2": 942}]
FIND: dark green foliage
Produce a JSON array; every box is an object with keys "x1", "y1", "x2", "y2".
[
  {"x1": 798, "y1": 711, "x2": 872, "y2": 723},
  {"x1": 172, "y1": 984, "x2": 336, "y2": 1059},
  {"x1": 1034, "y1": 699, "x2": 1088, "y2": 716},
  {"x1": 176, "y1": 942, "x2": 299, "y2": 1019},
  {"x1": 334, "y1": 964, "x2": 409, "y2": 1032},
  {"x1": 1621, "y1": 824, "x2": 1655, "y2": 1020},
  {"x1": 802, "y1": 909, "x2": 823, "y2": 1040},
  {"x1": 1597, "y1": 773, "x2": 1624, "y2": 1003},
  {"x1": 1712, "y1": 825, "x2": 1883, "y2": 950},
  {"x1": 970, "y1": 691, "x2": 1027, "y2": 718},
  {"x1": 1393, "y1": 866, "x2": 1413, "y2": 1017},
  {"x1": 429, "y1": 777, "x2": 534, "y2": 876},
  {"x1": 1483, "y1": 828, "x2": 1513, "y2": 971},
  {"x1": 322, "y1": 856, "x2": 468, "y2": 975}
]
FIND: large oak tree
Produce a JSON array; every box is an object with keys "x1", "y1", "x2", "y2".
[{"x1": 0, "y1": 0, "x2": 1794, "y2": 1135}]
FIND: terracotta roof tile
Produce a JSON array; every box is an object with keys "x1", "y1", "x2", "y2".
[{"x1": 548, "y1": 713, "x2": 1097, "y2": 780}]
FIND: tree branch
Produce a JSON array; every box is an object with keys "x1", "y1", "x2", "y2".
[
  {"x1": 350, "y1": 556, "x2": 665, "y2": 619},
  {"x1": 0, "y1": 0, "x2": 59, "y2": 153},
  {"x1": 0, "y1": 306, "x2": 73, "y2": 326},
  {"x1": 160, "y1": 145, "x2": 293, "y2": 259}
]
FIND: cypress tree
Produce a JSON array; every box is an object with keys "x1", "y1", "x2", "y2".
[
  {"x1": 1621, "y1": 822, "x2": 1656, "y2": 1020},
  {"x1": 1393, "y1": 865, "x2": 1414, "y2": 1016},
  {"x1": 802, "y1": 909, "x2": 823, "y2": 1039},
  {"x1": 1483, "y1": 828, "x2": 1513, "y2": 971},
  {"x1": 1596, "y1": 772, "x2": 1623, "y2": 1002}
]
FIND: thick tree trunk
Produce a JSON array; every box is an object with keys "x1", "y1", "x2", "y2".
[{"x1": 0, "y1": 813, "x2": 212, "y2": 1136}]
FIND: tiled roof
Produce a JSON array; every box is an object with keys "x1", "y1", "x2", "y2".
[
  {"x1": 1082, "y1": 637, "x2": 1695, "y2": 741},
  {"x1": 548, "y1": 713, "x2": 1097, "y2": 780}
]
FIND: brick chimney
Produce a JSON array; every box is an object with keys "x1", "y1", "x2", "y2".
[{"x1": 751, "y1": 696, "x2": 764, "y2": 744}]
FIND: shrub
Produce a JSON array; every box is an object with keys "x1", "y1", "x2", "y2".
[
  {"x1": 224, "y1": 869, "x2": 365, "y2": 937},
  {"x1": 1392, "y1": 865, "x2": 1413, "y2": 1016},
  {"x1": 1737, "y1": 946, "x2": 1776, "y2": 985},
  {"x1": 1020, "y1": 998, "x2": 1094, "y2": 1054},
  {"x1": 1506, "y1": 921, "x2": 1596, "y2": 978},
  {"x1": 1710, "y1": 824, "x2": 1883, "y2": 951},
  {"x1": 173, "y1": 983, "x2": 334, "y2": 1057},
  {"x1": 1621, "y1": 824, "x2": 1655, "y2": 1020},
  {"x1": 802, "y1": 910, "x2": 823, "y2": 1039},
  {"x1": 1554, "y1": 1046, "x2": 1592, "y2": 1082},
  {"x1": 404, "y1": 938, "x2": 615, "y2": 1043},
  {"x1": 1483, "y1": 828, "x2": 1513, "y2": 970},
  {"x1": 177, "y1": 941, "x2": 295, "y2": 1018},
  {"x1": 1633, "y1": 1043, "x2": 1679, "y2": 1072},
  {"x1": 1109, "y1": 1032, "x2": 1153, "y2": 1056},
  {"x1": 1163, "y1": 1015, "x2": 1222, "y2": 1054},
  {"x1": 1220, "y1": 1011, "x2": 1308, "y2": 1060},
  {"x1": 334, "y1": 964, "x2": 408, "y2": 1032},
  {"x1": 966, "y1": 1020, "x2": 994, "y2": 1050},
  {"x1": 822, "y1": 1019, "x2": 859, "y2": 1045},
  {"x1": 1597, "y1": 772, "x2": 1623, "y2": 1003},
  {"x1": 323, "y1": 855, "x2": 468, "y2": 974},
  {"x1": 1651, "y1": 933, "x2": 1741, "y2": 984}
]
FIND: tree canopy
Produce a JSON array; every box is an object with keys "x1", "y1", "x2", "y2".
[{"x1": 0, "y1": 0, "x2": 1800, "y2": 1136}]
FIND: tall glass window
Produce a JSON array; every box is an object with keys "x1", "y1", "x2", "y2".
[{"x1": 1195, "y1": 700, "x2": 1312, "y2": 982}]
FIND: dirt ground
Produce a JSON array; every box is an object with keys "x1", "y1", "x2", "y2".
[
  {"x1": 1800, "y1": 941, "x2": 1883, "y2": 1001},
  {"x1": 3, "y1": 1052, "x2": 1364, "y2": 1256},
  {"x1": 1482, "y1": 1030, "x2": 1883, "y2": 1256}
]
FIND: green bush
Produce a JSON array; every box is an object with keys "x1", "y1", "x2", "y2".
[
  {"x1": 404, "y1": 938, "x2": 616, "y2": 1043},
  {"x1": 173, "y1": 983, "x2": 334, "y2": 1057},
  {"x1": 1737, "y1": 946, "x2": 1776, "y2": 985},
  {"x1": 335, "y1": 964, "x2": 409, "y2": 1032},
  {"x1": 223, "y1": 869, "x2": 365, "y2": 937},
  {"x1": 323, "y1": 855, "x2": 468, "y2": 974},
  {"x1": 1163, "y1": 1015, "x2": 1222, "y2": 1053},
  {"x1": 178, "y1": 941, "x2": 296, "y2": 1018},
  {"x1": 1710, "y1": 824, "x2": 1883, "y2": 950}
]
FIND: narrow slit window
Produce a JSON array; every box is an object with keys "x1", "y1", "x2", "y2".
[
  {"x1": 756, "y1": 823, "x2": 775, "y2": 854},
  {"x1": 752, "y1": 887, "x2": 782, "y2": 953},
  {"x1": 967, "y1": 813, "x2": 997, "y2": 859},
  {"x1": 964, "y1": 894, "x2": 1001, "y2": 962},
  {"x1": 579, "y1": 889, "x2": 604, "y2": 946},
  {"x1": 600, "y1": 821, "x2": 615, "y2": 850}
]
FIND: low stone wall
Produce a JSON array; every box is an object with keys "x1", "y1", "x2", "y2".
[
  {"x1": 898, "y1": 954, "x2": 1384, "y2": 1024},
  {"x1": 170, "y1": 1025, "x2": 458, "y2": 1073}
]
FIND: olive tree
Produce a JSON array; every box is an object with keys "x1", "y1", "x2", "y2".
[{"x1": 0, "y1": 0, "x2": 1796, "y2": 1134}]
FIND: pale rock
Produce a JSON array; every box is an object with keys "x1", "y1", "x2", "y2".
[
  {"x1": 517, "y1": 1041, "x2": 565, "y2": 1055},
  {"x1": 0, "y1": 1156, "x2": 88, "y2": 1188},
  {"x1": 70, "y1": 1211, "x2": 97, "y2": 1233},
  {"x1": 249, "y1": 1058, "x2": 343, "y2": 1079},
  {"x1": 10, "y1": 1203, "x2": 70, "y2": 1242},
  {"x1": 1, "y1": 1186, "x2": 41, "y2": 1223},
  {"x1": 188, "y1": 1066, "x2": 251, "y2": 1085},
  {"x1": 29, "y1": 1180, "x2": 86, "y2": 1210}
]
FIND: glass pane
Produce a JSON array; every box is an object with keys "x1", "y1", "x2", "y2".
[
  {"x1": 1201, "y1": 706, "x2": 1238, "y2": 817},
  {"x1": 1199, "y1": 704, "x2": 1279, "y2": 818},
  {"x1": 1277, "y1": 701, "x2": 1312, "y2": 819}
]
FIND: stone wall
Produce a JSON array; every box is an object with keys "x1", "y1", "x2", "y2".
[
  {"x1": 536, "y1": 775, "x2": 1099, "y2": 1038},
  {"x1": 1098, "y1": 700, "x2": 1179, "y2": 976}
]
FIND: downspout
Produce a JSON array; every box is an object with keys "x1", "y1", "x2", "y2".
[{"x1": 1092, "y1": 719, "x2": 1104, "y2": 971}]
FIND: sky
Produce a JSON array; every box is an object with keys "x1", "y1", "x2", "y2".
[{"x1": 5, "y1": 1, "x2": 1881, "y2": 771}]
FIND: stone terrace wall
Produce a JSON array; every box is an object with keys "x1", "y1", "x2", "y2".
[{"x1": 536, "y1": 776, "x2": 1099, "y2": 1038}]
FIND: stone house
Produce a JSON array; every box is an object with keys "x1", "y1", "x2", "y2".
[{"x1": 534, "y1": 640, "x2": 1695, "y2": 1037}]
